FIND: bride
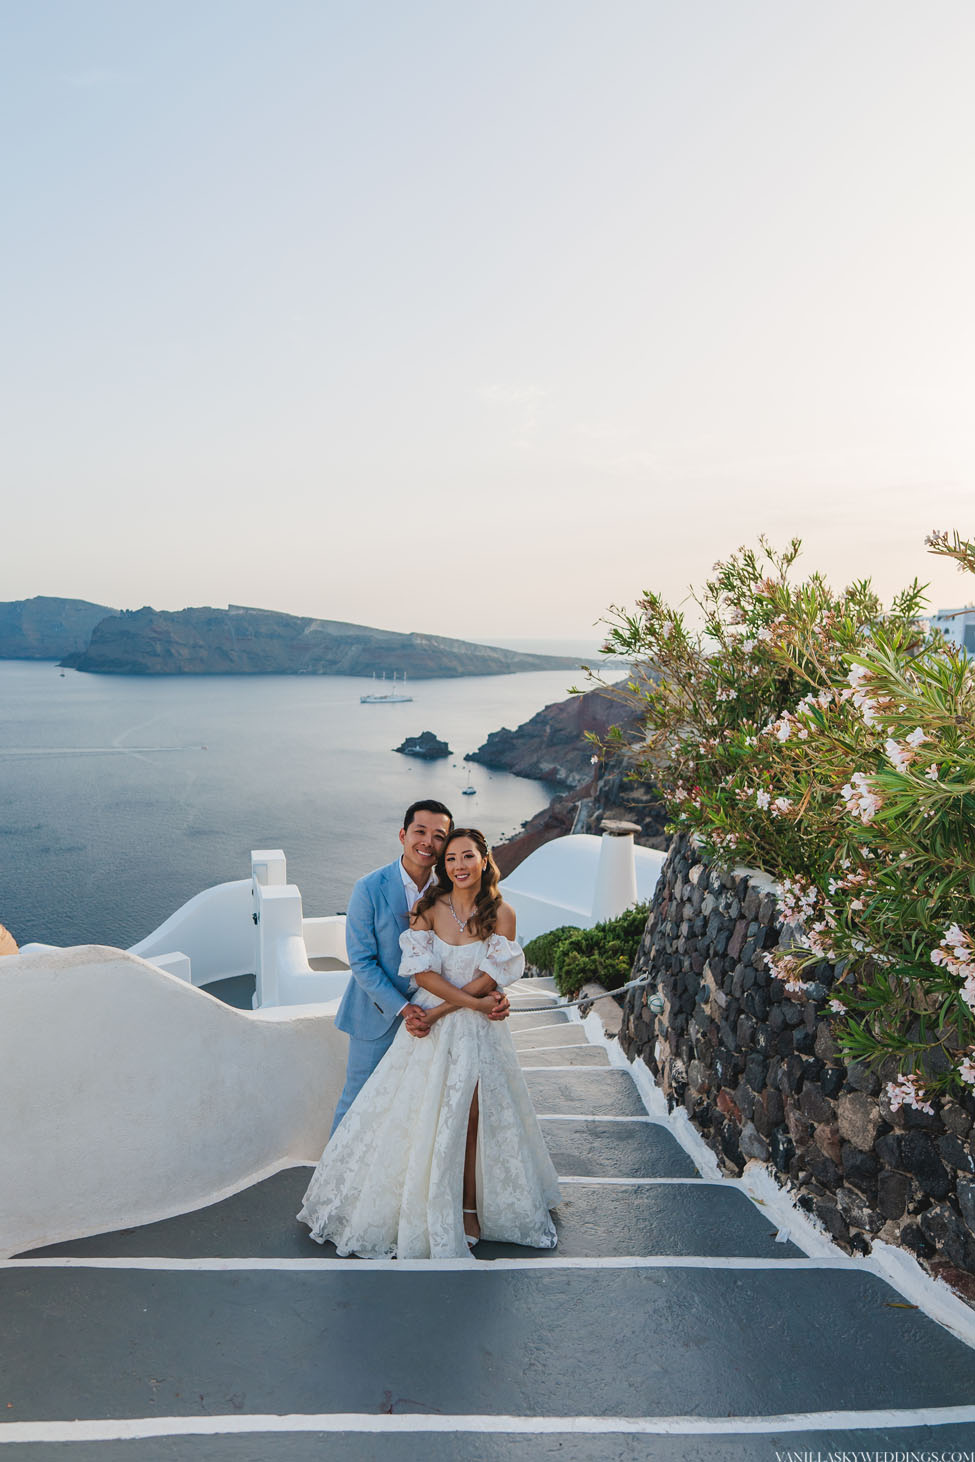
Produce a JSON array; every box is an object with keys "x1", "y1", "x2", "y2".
[{"x1": 298, "y1": 827, "x2": 561, "y2": 1258}]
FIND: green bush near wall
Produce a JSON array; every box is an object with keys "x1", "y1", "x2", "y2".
[{"x1": 523, "y1": 904, "x2": 648, "y2": 998}]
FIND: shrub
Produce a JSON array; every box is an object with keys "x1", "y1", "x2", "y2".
[
  {"x1": 523, "y1": 904, "x2": 648, "y2": 998},
  {"x1": 521, "y1": 926, "x2": 578, "y2": 978},
  {"x1": 585, "y1": 531, "x2": 975, "y2": 1107}
]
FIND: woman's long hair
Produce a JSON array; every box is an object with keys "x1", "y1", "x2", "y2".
[{"x1": 412, "y1": 827, "x2": 502, "y2": 938}]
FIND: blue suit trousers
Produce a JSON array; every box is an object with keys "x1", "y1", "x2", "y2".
[{"x1": 330, "y1": 1025, "x2": 399, "y2": 1135}]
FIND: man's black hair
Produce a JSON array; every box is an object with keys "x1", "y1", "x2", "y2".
[{"x1": 403, "y1": 799, "x2": 454, "y2": 832}]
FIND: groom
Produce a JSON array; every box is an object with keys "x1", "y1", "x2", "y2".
[{"x1": 333, "y1": 799, "x2": 512, "y2": 1133}]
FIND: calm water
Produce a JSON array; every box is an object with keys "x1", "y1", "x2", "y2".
[{"x1": 0, "y1": 661, "x2": 580, "y2": 948}]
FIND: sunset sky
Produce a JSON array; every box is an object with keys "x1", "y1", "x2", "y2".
[{"x1": 3, "y1": 1, "x2": 974, "y2": 639}]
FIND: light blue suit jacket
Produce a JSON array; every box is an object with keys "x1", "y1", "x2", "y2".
[{"x1": 334, "y1": 859, "x2": 415, "y2": 1042}]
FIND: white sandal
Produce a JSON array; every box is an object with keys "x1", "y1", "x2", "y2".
[{"x1": 463, "y1": 1208, "x2": 480, "y2": 1248}]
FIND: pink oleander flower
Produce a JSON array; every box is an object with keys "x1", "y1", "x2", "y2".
[
  {"x1": 755, "y1": 789, "x2": 771, "y2": 810},
  {"x1": 777, "y1": 874, "x2": 819, "y2": 927},
  {"x1": 840, "y1": 772, "x2": 883, "y2": 824},
  {"x1": 811, "y1": 689, "x2": 836, "y2": 711},
  {"x1": 806, "y1": 926, "x2": 838, "y2": 961},
  {"x1": 770, "y1": 796, "x2": 792, "y2": 817},
  {"x1": 958, "y1": 1056, "x2": 975, "y2": 1087},
  {"x1": 925, "y1": 764, "x2": 940, "y2": 780},
  {"x1": 765, "y1": 951, "x2": 811, "y2": 996},
  {"x1": 762, "y1": 710, "x2": 795, "y2": 742},
  {"x1": 931, "y1": 924, "x2": 975, "y2": 1011},
  {"x1": 846, "y1": 664, "x2": 883, "y2": 726},
  {"x1": 884, "y1": 738, "x2": 912, "y2": 773},
  {"x1": 886, "y1": 1073, "x2": 935, "y2": 1116},
  {"x1": 884, "y1": 727, "x2": 929, "y2": 774},
  {"x1": 828, "y1": 998, "x2": 846, "y2": 1014}
]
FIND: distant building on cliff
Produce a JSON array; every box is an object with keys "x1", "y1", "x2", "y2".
[{"x1": 930, "y1": 606, "x2": 975, "y2": 655}]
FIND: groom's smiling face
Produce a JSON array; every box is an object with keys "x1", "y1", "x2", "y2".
[{"x1": 399, "y1": 812, "x2": 451, "y2": 876}]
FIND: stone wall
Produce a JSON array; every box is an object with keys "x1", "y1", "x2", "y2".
[{"x1": 620, "y1": 833, "x2": 975, "y2": 1293}]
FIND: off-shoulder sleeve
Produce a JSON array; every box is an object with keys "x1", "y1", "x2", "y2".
[
  {"x1": 398, "y1": 928, "x2": 441, "y2": 983},
  {"x1": 479, "y1": 932, "x2": 525, "y2": 988}
]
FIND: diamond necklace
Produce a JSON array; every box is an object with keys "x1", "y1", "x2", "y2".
[{"x1": 447, "y1": 895, "x2": 475, "y2": 933}]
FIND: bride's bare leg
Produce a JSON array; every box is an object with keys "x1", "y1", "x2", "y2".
[{"x1": 463, "y1": 1085, "x2": 480, "y2": 1242}]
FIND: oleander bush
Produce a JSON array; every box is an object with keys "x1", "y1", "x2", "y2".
[
  {"x1": 523, "y1": 905, "x2": 648, "y2": 998},
  {"x1": 585, "y1": 531, "x2": 975, "y2": 1107}
]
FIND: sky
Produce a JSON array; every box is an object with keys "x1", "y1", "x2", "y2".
[{"x1": 3, "y1": 1, "x2": 974, "y2": 640}]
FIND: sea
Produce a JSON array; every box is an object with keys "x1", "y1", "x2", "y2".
[{"x1": 0, "y1": 657, "x2": 593, "y2": 949}]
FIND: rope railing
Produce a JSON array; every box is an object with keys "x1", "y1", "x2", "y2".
[{"x1": 509, "y1": 971, "x2": 663, "y2": 1016}]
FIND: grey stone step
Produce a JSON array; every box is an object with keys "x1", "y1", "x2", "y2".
[
  {"x1": 10, "y1": 1425, "x2": 975, "y2": 1462},
  {"x1": 512, "y1": 1023, "x2": 594, "y2": 1048},
  {"x1": 510, "y1": 976, "x2": 559, "y2": 995},
  {"x1": 517, "y1": 1044, "x2": 610, "y2": 1067},
  {"x1": 4, "y1": 1267, "x2": 973, "y2": 1422},
  {"x1": 526, "y1": 1068, "x2": 648, "y2": 1116},
  {"x1": 508, "y1": 1010, "x2": 570, "y2": 1030},
  {"x1": 21, "y1": 1169, "x2": 791, "y2": 1262},
  {"x1": 480, "y1": 1181, "x2": 802, "y2": 1259},
  {"x1": 541, "y1": 1118, "x2": 700, "y2": 1178}
]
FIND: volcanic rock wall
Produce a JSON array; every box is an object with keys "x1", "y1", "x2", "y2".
[{"x1": 621, "y1": 833, "x2": 975, "y2": 1291}]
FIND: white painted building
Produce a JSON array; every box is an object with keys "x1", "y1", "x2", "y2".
[{"x1": 929, "y1": 606, "x2": 975, "y2": 655}]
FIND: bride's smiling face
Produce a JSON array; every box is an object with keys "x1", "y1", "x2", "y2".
[{"x1": 443, "y1": 838, "x2": 484, "y2": 891}]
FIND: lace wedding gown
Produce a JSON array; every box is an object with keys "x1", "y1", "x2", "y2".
[{"x1": 298, "y1": 929, "x2": 561, "y2": 1258}]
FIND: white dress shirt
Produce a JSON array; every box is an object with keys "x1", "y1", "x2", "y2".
[{"x1": 397, "y1": 860, "x2": 435, "y2": 1013}]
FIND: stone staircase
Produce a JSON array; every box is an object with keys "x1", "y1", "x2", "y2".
[{"x1": 2, "y1": 981, "x2": 974, "y2": 1459}]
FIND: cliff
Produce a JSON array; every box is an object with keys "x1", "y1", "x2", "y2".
[
  {"x1": 480, "y1": 681, "x2": 669, "y2": 877},
  {"x1": 0, "y1": 597, "x2": 116, "y2": 660},
  {"x1": 467, "y1": 681, "x2": 644, "y2": 788},
  {"x1": 60, "y1": 606, "x2": 581, "y2": 678}
]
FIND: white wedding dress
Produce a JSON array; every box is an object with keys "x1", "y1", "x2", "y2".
[{"x1": 297, "y1": 929, "x2": 561, "y2": 1258}]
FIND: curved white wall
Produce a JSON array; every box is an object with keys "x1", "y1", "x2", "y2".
[
  {"x1": 0, "y1": 945, "x2": 347, "y2": 1258},
  {"x1": 501, "y1": 833, "x2": 666, "y2": 943},
  {"x1": 128, "y1": 878, "x2": 255, "y2": 985}
]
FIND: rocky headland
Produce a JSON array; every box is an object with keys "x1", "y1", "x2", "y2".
[
  {"x1": 56, "y1": 605, "x2": 581, "y2": 678},
  {"x1": 0, "y1": 597, "x2": 117, "y2": 660},
  {"x1": 466, "y1": 680, "x2": 632, "y2": 788},
  {"x1": 480, "y1": 681, "x2": 669, "y2": 876}
]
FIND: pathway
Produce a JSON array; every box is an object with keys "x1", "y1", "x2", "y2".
[{"x1": 2, "y1": 982, "x2": 974, "y2": 1459}]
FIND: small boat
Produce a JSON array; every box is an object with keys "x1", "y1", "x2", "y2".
[
  {"x1": 461, "y1": 769, "x2": 477, "y2": 796},
  {"x1": 360, "y1": 671, "x2": 413, "y2": 705}
]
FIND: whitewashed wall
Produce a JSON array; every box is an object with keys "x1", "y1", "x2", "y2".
[
  {"x1": 501, "y1": 833, "x2": 665, "y2": 943},
  {"x1": 128, "y1": 878, "x2": 255, "y2": 985},
  {"x1": 0, "y1": 945, "x2": 347, "y2": 1258}
]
